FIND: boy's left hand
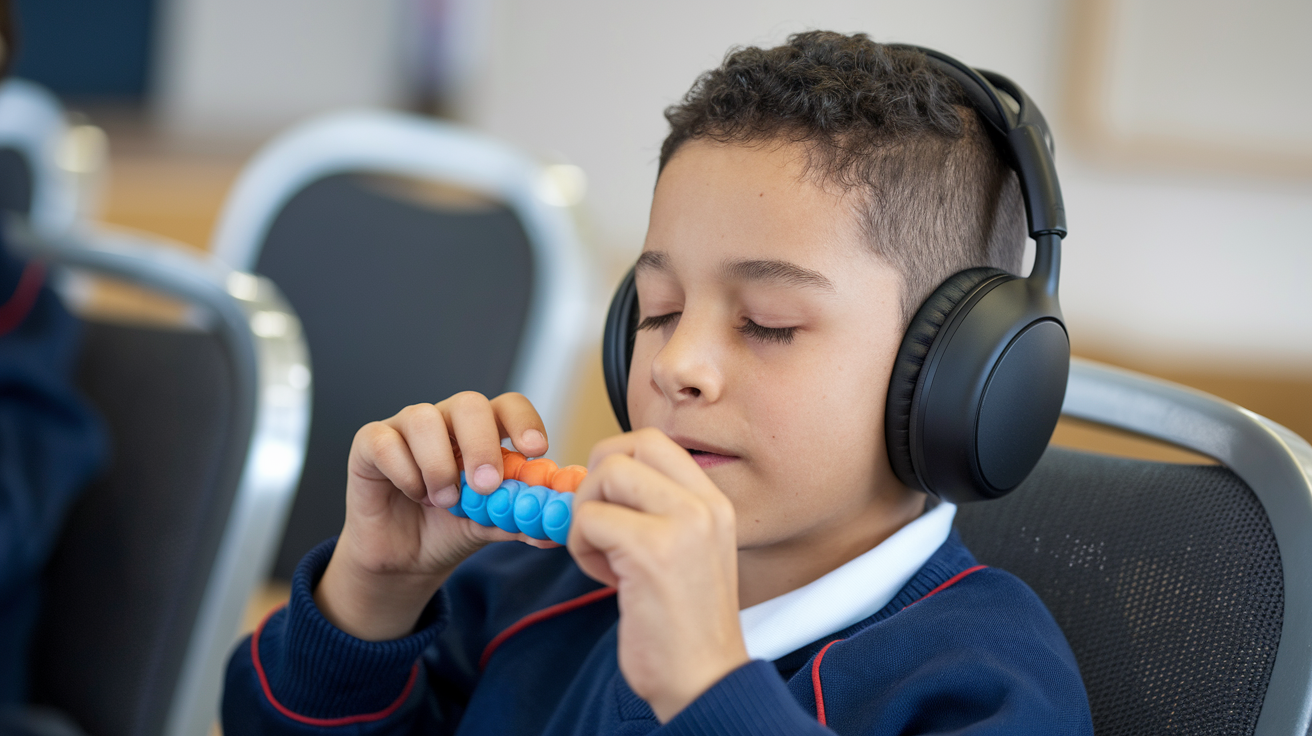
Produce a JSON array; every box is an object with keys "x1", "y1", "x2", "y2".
[{"x1": 568, "y1": 428, "x2": 750, "y2": 723}]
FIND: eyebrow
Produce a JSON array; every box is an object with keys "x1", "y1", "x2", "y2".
[
  {"x1": 719, "y1": 258, "x2": 836, "y2": 292},
  {"x1": 634, "y1": 250, "x2": 670, "y2": 275},
  {"x1": 635, "y1": 251, "x2": 836, "y2": 293}
]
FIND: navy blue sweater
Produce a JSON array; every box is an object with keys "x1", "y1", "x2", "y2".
[{"x1": 224, "y1": 531, "x2": 1091, "y2": 734}]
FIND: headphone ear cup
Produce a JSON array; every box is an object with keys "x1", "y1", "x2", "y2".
[
  {"x1": 885, "y1": 267, "x2": 1009, "y2": 491},
  {"x1": 602, "y1": 267, "x2": 639, "y2": 432}
]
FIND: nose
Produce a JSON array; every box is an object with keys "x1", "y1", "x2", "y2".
[{"x1": 649, "y1": 314, "x2": 723, "y2": 406}]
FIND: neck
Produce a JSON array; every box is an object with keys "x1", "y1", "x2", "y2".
[{"x1": 735, "y1": 487, "x2": 925, "y2": 609}]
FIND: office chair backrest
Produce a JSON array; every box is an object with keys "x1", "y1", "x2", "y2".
[
  {"x1": 211, "y1": 112, "x2": 596, "y2": 577},
  {"x1": 955, "y1": 359, "x2": 1312, "y2": 736},
  {"x1": 10, "y1": 223, "x2": 310, "y2": 736},
  {"x1": 0, "y1": 80, "x2": 78, "y2": 236},
  {"x1": 0, "y1": 146, "x2": 33, "y2": 214},
  {"x1": 250, "y1": 173, "x2": 532, "y2": 575},
  {"x1": 32, "y1": 321, "x2": 238, "y2": 736},
  {"x1": 957, "y1": 449, "x2": 1281, "y2": 735}
]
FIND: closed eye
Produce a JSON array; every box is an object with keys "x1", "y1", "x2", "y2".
[
  {"x1": 637, "y1": 312, "x2": 680, "y2": 331},
  {"x1": 738, "y1": 319, "x2": 796, "y2": 345}
]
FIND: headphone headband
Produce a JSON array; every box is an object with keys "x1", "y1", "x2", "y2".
[{"x1": 891, "y1": 45, "x2": 1067, "y2": 240}]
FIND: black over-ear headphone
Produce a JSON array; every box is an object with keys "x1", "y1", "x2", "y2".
[{"x1": 602, "y1": 45, "x2": 1069, "y2": 504}]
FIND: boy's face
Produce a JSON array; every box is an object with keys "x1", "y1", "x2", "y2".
[{"x1": 630, "y1": 139, "x2": 919, "y2": 553}]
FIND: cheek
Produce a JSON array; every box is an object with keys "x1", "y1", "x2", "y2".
[
  {"x1": 754, "y1": 360, "x2": 882, "y2": 446},
  {"x1": 747, "y1": 326, "x2": 899, "y2": 472},
  {"x1": 624, "y1": 332, "x2": 660, "y2": 427}
]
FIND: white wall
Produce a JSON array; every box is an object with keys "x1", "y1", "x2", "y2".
[
  {"x1": 461, "y1": 0, "x2": 1312, "y2": 375},
  {"x1": 154, "y1": 0, "x2": 409, "y2": 138}
]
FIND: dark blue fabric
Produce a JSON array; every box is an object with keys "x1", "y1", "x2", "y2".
[
  {"x1": 224, "y1": 531, "x2": 1092, "y2": 735},
  {"x1": 0, "y1": 237, "x2": 106, "y2": 704}
]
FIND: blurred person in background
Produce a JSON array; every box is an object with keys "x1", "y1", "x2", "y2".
[{"x1": 0, "y1": 0, "x2": 107, "y2": 733}]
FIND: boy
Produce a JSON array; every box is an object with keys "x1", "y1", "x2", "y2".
[{"x1": 224, "y1": 32, "x2": 1092, "y2": 734}]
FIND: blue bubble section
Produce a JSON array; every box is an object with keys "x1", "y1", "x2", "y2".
[
  {"x1": 543, "y1": 494, "x2": 573, "y2": 545},
  {"x1": 460, "y1": 478, "x2": 492, "y2": 526},
  {"x1": 448, "y1": 473, "x2": 573, "y2": 543},
  {"x1": 514, "y1": 486, "x2": 550, "y2": 539},
  {"x1": 487, "y1": 480, "x2": 527, "y2": 533}
]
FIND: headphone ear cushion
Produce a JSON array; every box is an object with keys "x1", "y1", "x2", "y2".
[
  {"x1": 885, "y1": 267, "x2": 1009, "y2": 490},
  {"x1": 602, "y1": 268, "x2": 639, "y2": 432}
]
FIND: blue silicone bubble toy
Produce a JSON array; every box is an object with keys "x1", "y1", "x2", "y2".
[{"x1": 449, "y1": 472, "x2": 574, "y2": 545}]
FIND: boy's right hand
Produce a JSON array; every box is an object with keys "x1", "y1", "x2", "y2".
[{"x1": 314, "y1": 391, "x2": 554, "y2": 641}]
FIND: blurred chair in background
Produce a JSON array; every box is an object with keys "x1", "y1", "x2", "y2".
[
  {"x1": 8, "y1": 222, "x2": 310, "y2": 736},
  {"x1": 0, "y1": 74, "x2": 112, "y2": 341},
  {"x1": 955, "y1": 359, "x2": 1312, "y2": 736},
  {"x1": 0, "y1": 75, "x2": 106, "y2": 736},
  {"x1": 0, "y1": 78, "x2": 89, "y2": 237},
  {"x1": 210, "y1": 111, "x2": 596, "y2": 578}
]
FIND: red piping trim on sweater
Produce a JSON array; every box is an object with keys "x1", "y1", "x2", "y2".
[
  {"x1": 811, "y1": 565, "x2": 989, "y2": 725},
  {"x1": 0, "y1": 260, "x2": 45, "y2": 337},
  {"x1": 902, "y1": 565, "x2": 988, "y2": 610},
  {"x1": 479, "y1": 587, "x2": 617, "y2": 671},
  {"x1": 251, "y1": 604, "x2": 421, "y2": 727},
  {"x1": 810, "y1": 639, "x2": 842, "y2": 726}
]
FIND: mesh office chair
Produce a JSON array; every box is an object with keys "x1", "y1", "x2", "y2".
[
  {"x1": 8, "y1": 221, "x2": 311, "y2": 736},
  {"x1": 211, "y1": 111, "x2": 597, "y2": 577},
  {"x1": 955, "y1": 358, "x2": 1312, "y2": 736}
]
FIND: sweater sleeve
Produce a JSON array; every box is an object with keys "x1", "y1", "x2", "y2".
[
  {"x1": 659, "y1": 660, "x2": 833, "y2": 736},
  {"x1": 222, "y1": 539, "x2": 452, "y2": 735}
]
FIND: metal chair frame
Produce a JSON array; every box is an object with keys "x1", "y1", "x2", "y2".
[
  {"x1": 211, "y1": 110, "x2": 597, "y2": 437},
  {"x1": 0, "y1": 79, "x2": 79, "y2": 237},
  {"x1": 8, "y1": 220, "x2": 312, "y2": 736},
  {"x1": 1063, "y1": 357, "x2": 1312, "y2": 736}
]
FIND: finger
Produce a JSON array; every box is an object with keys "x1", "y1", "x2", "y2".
[
  {"x1": 567, "y1": 500, "x2": 663, "y2": 586},
  {"x1": 490, "y1": 392, "x2": 549, "y2": 457},
  {"x1": 353, "y1": 422, "x2": 427, "y2": 504},
  {"x1": 573, "y1": 454, "x2": 704, "y2": 520},
  {"x1": 457, "y1": 518, "x2": 562, "y2": 550},
  {"x1": 384, "y1": 404, "x2": 460, "y2": 507},
  {"x1": 439, "y1": 392, "x2": 504, "y2": 492},
  {"x1": 588, "y1": 428, "x2": 715, "y2": 500}
]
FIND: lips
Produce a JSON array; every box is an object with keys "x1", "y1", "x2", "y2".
[
  {"x1": 689, "y1": 451, "x2": 737, "y2": 469},
  {"x1": 668, "y1": 435, "x2": 740, "y2": 469}
]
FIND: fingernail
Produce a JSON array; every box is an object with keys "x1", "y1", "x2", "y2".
[
  {"x1": 432, "y1": 484, "x2": 459, "y2": 508},
  {"x1": 522, "y1": 429, "x2": 545, "y2": 449},
  {"x1": 473, "y1": 464, "x2": 499, "y2": 492}
]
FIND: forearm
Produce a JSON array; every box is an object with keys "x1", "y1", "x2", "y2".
[
  {"x1": 223, "y1": 540, "x2": 450, "y2": 734},
  {"x1": 315, "y1": 544, "x2": 453, "y2": 641}
]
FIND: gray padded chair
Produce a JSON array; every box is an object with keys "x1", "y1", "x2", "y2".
[
  {"x1": 210, "y1": 111, "x2": 597, "y2": 577},
  {"x1": 955, "y1": 358, "x2": 1312, "y2": 736},
  {"x1": 8, "y1": 221, "x2": 311, "y2": 736}
]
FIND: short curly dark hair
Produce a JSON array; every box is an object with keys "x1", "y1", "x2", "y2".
[{"x1": 659, "y1": 31, "x2": 1025, "y2": 326}]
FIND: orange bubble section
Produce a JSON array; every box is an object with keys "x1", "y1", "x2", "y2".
[
  {"x1": 501, "y1": 447, "x2": 586, "y2": 493},
  {"x1": 551, "y1": 465, "x2": 588, "y2": 493}
]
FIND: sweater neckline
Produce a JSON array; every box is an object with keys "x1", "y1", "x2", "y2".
[{"x1": 737, "y1": 500, "x2": 956, "y2": 662}]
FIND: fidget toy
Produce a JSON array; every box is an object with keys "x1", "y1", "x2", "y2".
[{"x1": 448, "y1": 447, "x2": 585, "y2": 545}]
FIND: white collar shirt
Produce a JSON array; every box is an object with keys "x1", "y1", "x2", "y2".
[{"x1": 738, "y1": 501, "x2": 957, "y2": 661}]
